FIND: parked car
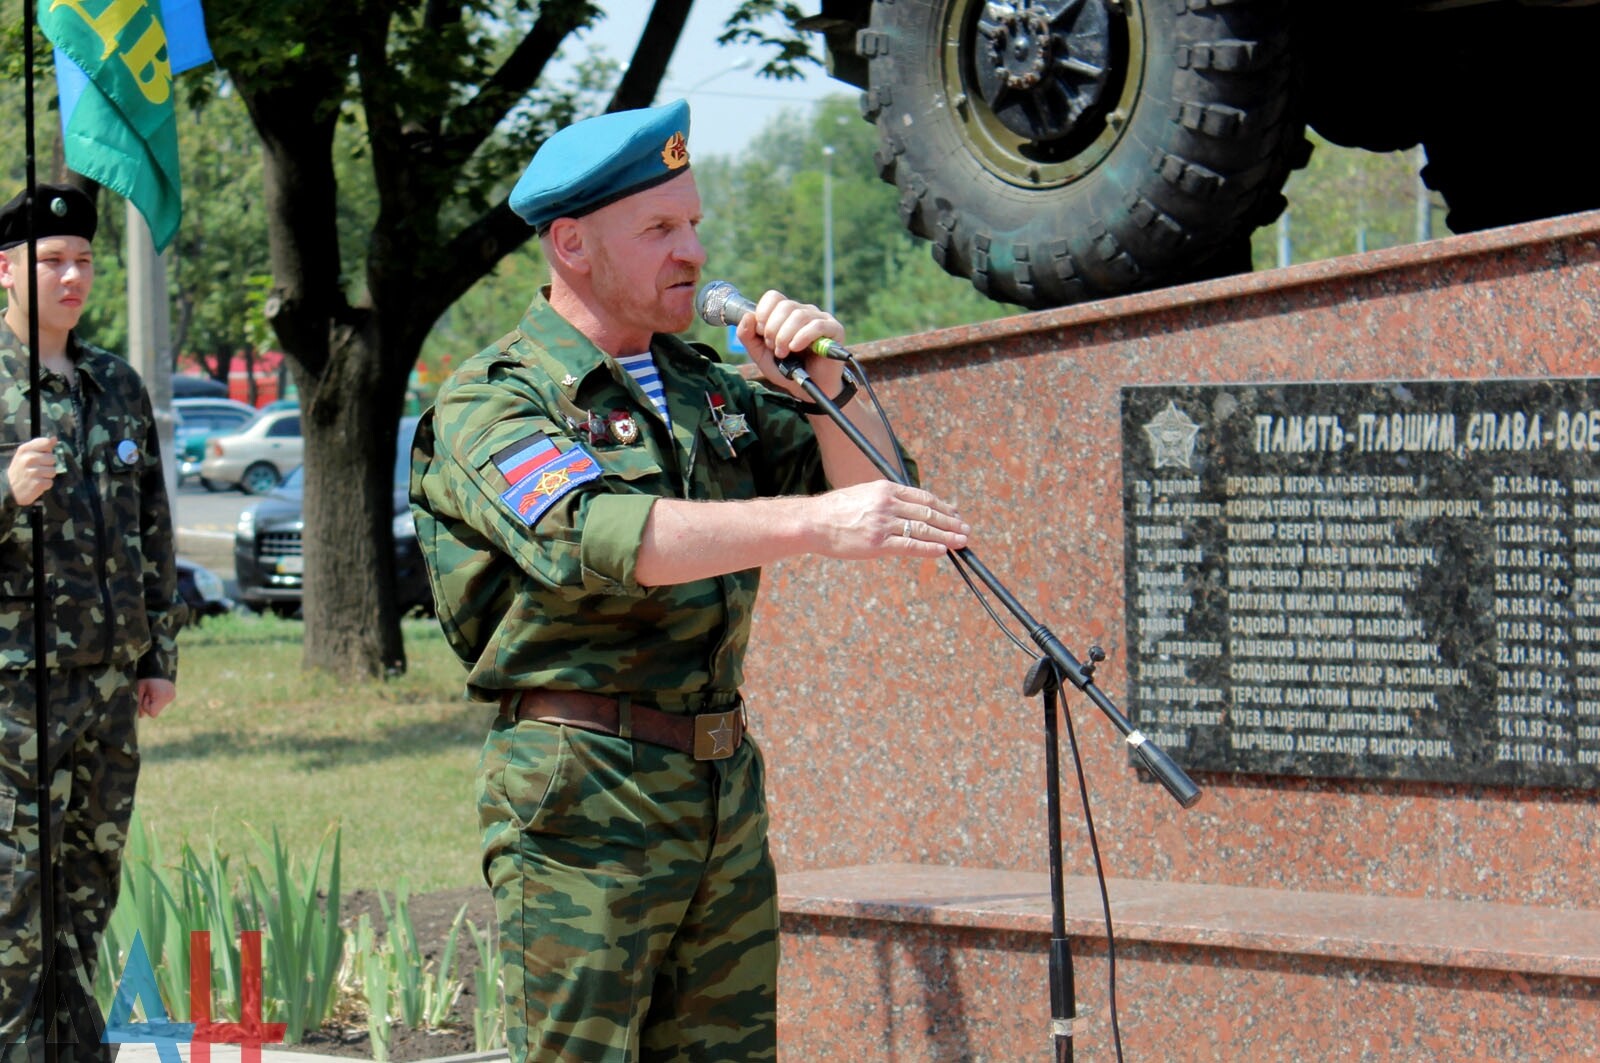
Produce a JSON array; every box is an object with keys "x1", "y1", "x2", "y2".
[
  {"x1": 173, "y1": 398, "x2": 258, "y2": 487},
  {"x1": 172, "y1": 375, "x2": 229, "y2": 399},
  {"x1": 233, "y1": 417, "x2": 431, "y2": 616},
  {"x1": 199, "y1": 409, "x2": 302, "y2": 494},
  {"x1": 175, "y1": 556, "x2": 233, "y2": 623}
]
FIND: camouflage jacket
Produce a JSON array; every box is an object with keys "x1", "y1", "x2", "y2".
[
  {"x1": 0, "y1": 318, "x2": 185, "y2": 676},
  {"x1": 410, "y1": 292, "x2": 831, "y2": 703}
]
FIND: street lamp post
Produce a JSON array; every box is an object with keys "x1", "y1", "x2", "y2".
[
  {"x1": 681, "y1": 55, "x2": 753, "y2": 96},
  {"x1": 822, "y1": 144, "x2": 835, "y2": 316}
]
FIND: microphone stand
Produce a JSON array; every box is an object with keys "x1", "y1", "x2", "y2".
[{"x1": 776, "y1": 354, "x2": 1202, "y2": 1059}]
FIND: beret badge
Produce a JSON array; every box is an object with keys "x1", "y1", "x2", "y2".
[
  {"x1": 662, "y1": 132, "x2": 689, "y2": 171},
  {"x1": 0, "y1": 183, "x2": 98, "y2": 249}
]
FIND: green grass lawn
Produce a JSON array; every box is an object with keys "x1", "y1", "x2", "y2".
[{"x1": 134, "y1": 613, "x2": 488, "y2": 893}]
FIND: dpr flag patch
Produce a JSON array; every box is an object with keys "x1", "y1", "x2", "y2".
[
  {"x1": 493, "y1": 433, "x2": 560, "y2": 486},
  {"x1": 500, "y1": 444, "x2": 601, "y2": 526}
]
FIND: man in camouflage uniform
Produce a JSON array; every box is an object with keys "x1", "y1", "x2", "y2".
[
  {"x1": 410, "y1": 101, "x2": 969, "y2": 1062},
  {"x1": 0, "y1": 184, "x2": 185, "y2": 1061}
]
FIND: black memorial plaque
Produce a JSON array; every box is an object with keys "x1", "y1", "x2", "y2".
[{"x1": 1121, "y1": 378, "x2": 1600, "y2": 788}]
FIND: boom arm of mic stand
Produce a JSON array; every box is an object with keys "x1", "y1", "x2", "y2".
[{"x1": 776, "y1": 356, "x2": 1203, "y2": 808}]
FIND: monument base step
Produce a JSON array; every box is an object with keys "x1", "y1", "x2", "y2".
[{"x1": 777, "y1": 863, "x2": 1600, "y2": 1061}]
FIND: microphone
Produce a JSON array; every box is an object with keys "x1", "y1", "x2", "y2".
[
  {"x1": 695, "y1": 281, "x2": 853, "y2": 360},
  {"x1": 695, "y1": 280, "x2": 755, "y2": 328}
]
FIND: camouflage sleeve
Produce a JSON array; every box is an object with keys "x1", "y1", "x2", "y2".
[
  {"x1": 433, "y1": 372, "x2": 657, "y2": 599},
  {"x1": 0, "y1": 452, "x2": 20, "y2": 543},
  {"x1": 134, "y1": 389, "x2": 184, "y2": 680}
]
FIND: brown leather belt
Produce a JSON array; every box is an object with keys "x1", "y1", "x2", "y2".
[{"x1": 499, "y1": 689, "x2": 745, "y2": 761}]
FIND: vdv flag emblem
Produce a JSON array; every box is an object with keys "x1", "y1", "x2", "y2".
[{"x1": 43, "y1": 0, "x2": 213, "y2": 251}]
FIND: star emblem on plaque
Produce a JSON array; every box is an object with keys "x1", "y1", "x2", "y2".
[{"x1": 1143, "y1": 400, "x2": 1201, "y2": 471}]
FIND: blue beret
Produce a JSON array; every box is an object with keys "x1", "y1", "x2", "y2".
[
  {"x1": 511, "y1": 100, "x2": 692, "y2": 230},
  {"x1": 0, "y1": 184, "x2": 97, "y2": 250}
]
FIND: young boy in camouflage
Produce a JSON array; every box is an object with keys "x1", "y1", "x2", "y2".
[
  {"x1": 0, "y1": 184, "x2": 185, "y2": 1061},
  {"x1": 410, "y1": 101, "x2": 969, "y2": 1061}
]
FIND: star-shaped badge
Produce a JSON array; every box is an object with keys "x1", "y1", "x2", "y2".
[
  {"x1": 718, "y1": 412, "x2": 750, "y2": 443},
  {"x1": 706, "y1": 719, "x2": 735, "y2": 756},
  {"x1": 1143, "y1": 401, "x2": 1201, "y2": 471}
]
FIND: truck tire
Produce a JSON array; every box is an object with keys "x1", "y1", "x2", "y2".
[{"x1": 861, "y1": 0, "x2": 1309, "y2": 308}]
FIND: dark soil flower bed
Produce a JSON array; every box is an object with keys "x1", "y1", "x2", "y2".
[{"x1": 290, "y1": 886, "x2": 500, "y2": 1061}]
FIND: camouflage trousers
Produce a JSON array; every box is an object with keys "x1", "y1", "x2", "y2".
[
  {"x1": 479, "y1": 715, "x2": 779, "y2": 1063},
  {"x1": 0, "y1": 664, "x2": 140, "y2": 1063}
]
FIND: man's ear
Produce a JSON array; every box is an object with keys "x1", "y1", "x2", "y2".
[
  {"x1": 0, "y1": 251, "x2": 14, "y2": 292},
  {"x1": 544, "y1": 218, "x2": 590, "y2": 276}
]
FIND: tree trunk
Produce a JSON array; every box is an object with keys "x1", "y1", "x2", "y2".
[
  {"x1": 297, "y1": 332, "x2": 409, "y2": 677},
  {"x1": 247, "y1": 69, "x2": 412, "y2": 678},
  {"x1": 242, "y1": 344, "x2": 258, "y2": 406}
]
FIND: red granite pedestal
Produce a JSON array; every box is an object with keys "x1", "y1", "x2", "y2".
[{"x1": 745, "y1": 211, "x2": 1600, "y2": 1060}]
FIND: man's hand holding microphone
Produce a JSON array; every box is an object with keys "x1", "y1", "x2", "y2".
[
  {"x1": 691, "y1": 280, "x2": 969, "y2": 563},
  {"x1": 696, "y1": 280, "x2": 853, "y2": 401}
]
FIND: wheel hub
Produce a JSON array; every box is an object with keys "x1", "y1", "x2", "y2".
[{"x1": 974, "y1": 0, "x2": 1117, "y2": 143}]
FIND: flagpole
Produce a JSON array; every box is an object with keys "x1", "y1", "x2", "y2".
[
  {"x1": 19, "y1": 4, "x2": 65, "y2": 1063},
  {"x1": 126, "y1": 205, "x2": 179, "y2": 505}
]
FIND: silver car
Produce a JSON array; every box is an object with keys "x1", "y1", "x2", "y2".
[
  {"x1": 198, "y1": 409, "x2": 303, "y2": 494},
  {"x1": 173, "y1": 397, "x2": 258, "y2": 486}
]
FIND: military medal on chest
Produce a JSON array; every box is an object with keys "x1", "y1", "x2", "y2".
[
  {"x1": 607, "y1": 409, "x2": 640, "y2": 445},
  {"x1": 706, "y1": 391, "x2": 752, "y2": 446}
]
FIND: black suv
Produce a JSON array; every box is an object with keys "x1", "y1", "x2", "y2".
[{"x1": 233, "y1": 417, "x2": 431, "y2": 616}]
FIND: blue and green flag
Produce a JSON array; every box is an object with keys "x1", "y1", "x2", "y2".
[{"x1": 43, "y1": 0, "x2": 212, "y2": 252}]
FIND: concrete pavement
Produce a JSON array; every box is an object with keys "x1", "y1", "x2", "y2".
[{"x1": 115, "y1": 1046, "x2": 334, "y2": 1063}]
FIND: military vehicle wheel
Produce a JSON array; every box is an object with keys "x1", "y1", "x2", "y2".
[
  {"x1": 861, "y1": 0, "x2": 1309, "y2": 308},
  {"x1": 240, "y1": 461, "x2": 281, "y2": 495}
]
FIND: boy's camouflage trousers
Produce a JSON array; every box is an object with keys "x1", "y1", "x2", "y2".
[
  {"x1": 1, "y1": 664, "x2": 139, "y2": 1063},
  {"x1": 479, "y1": 715, "x2": 779, "y2": 1062}
]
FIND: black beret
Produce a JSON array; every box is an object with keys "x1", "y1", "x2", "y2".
[{"x1": 0, "y1": 184, "x2": 98, "y2": 251}]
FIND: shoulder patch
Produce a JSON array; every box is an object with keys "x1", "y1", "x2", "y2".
[
  {"x1": 499, "y1": 443, "x2": 602, "y2": 527},
  {"x1": 493, "y1": 432, "x2": 560, "y2": 485}
]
